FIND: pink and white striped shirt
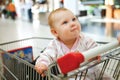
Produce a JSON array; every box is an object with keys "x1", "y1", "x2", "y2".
[{"x1": 36, "y1": 33, "x2": 98, "y2": 66}]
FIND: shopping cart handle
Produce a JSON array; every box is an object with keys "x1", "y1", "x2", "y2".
[
  {"x1": 57, "y1": 40, "x2": 119, "y2": 74},
  {"x1": 57, "y1": 52, "x2": 84, "y2": 74},
  {"x1": 83, "y1": 39, "x2": 119, "y2": 61}
]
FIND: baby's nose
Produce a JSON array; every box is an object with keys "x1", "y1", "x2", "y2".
[{"x1": 70, "y1": 21, "x2": 76, "y2": 27}]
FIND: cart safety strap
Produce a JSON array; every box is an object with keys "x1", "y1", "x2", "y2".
[{"x1": 57, "y1": 52, "x2": 84, "y2": 74}]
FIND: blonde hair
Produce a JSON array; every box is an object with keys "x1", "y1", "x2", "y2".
[{"x1": 48, "y1": 8, "x2": 69, "y2": 29}]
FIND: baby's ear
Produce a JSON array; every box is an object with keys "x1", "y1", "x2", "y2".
[{"x1": 51, "y1": 29, "x2": 58, "y2": 37}]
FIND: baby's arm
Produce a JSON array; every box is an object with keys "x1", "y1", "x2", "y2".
[
  {"x1": 34, "y1": 40, "x2": 58, "y2": 77},
  {"x1": 34, "y1": 51, "x2": 52, "y2": 77},
  {"x1": 34, "y1": 53, "x2": 52, "y2": 77}
]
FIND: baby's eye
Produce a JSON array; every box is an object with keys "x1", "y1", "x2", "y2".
[
  {"x1": 63, "y1": 21, "x2": 68, "y2": 24},
  {"x1": 72, "y1": 18, "x2": 76, "y2": 21}
]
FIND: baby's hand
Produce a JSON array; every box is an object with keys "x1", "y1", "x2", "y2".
[
  {"x1": 88, "y1": 55, "x2": 101, "y2": 62},
  {"x1": 35, "y1": 63, "x2": 48, "y2": 77}
]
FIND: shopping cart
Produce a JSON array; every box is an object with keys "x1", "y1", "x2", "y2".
[
  {"x1": 47, "y1": 46, "x2": 120, "y2": 80},
  {"x1": 0, "y1": 37, "x2": 52, "y2": 80},
  {"x1": 0, "y1": 38, "x2": 120, "y2": 80}
]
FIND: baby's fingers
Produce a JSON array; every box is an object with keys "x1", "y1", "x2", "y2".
[
  {"x1": 34, "y1": 64, "x2": 48, "y2": 77},
  {"x1": 35, "y1": 66, "x2": 45, "y2": 75},
  {"x1": 34, "y1": 66, "x2": 41, "y2": 74},
  {"x1": 41, "y1": 72, "x2": 46, "y2": 77}
]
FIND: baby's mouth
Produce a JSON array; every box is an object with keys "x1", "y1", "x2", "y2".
[{"x1": 71, "y1": 27, "x2": 77, "y2": 32}]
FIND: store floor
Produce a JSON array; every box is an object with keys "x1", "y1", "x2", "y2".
[{"x1": 0, "y1": 18, "x2": 53, "y2": 43}]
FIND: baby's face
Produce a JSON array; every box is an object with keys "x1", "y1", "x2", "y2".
[{"x1": 53, "y1": 10, "x2": 81, "y2": 42}]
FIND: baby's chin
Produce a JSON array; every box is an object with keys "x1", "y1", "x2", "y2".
[
  {"x1": 72, "y1": 31, "x2": 80, "y2": 36},
  {"x1": 69, "y1": 34, "x2": 79, "y2": 40}
]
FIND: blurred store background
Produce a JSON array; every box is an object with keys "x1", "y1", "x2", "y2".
[{"x1": 0, "y1": 0, "x2": 120, "y2": 38}]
